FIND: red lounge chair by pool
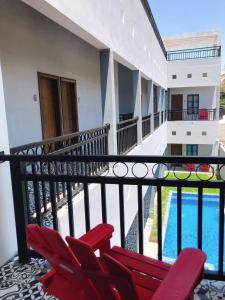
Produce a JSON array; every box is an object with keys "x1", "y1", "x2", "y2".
[
  {"x1": 27, "y1": 224, "x2": 206, "y2": 300},
  {"x1": 199, "y1": 109, "x2": 208, "y2": 120},
  {"x1": 200, "y1": 164, "x2": 210, "y2": 172},
  {"x1": 184, "y1": 163, "x2": 195, "y2": 171}
]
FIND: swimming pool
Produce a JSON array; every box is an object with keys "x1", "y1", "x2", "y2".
[{"x1": 163, "y1": 192, "x2": 222, "y2": 270}]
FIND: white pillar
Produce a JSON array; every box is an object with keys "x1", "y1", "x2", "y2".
[
  {"x1": 161, "y1": 89, "x2": 165, "y2": 122},
  {"x1": 100, "y1": 49, "x2": 117, "y2": 154},
  {"x1": 215, "y1": 86, "x2": 220, "y2": 121},
  {"x1": 0, "y1": 59, "x2": 17, "y2": 265},
  {"x1": 147, "y1": 80, "x2": 154, "y2": 134},
  {"x1": 158, "y1": 87, "x2": 162, "y2": 125},
  {"x1": 133, "y1": 70, "x2": 142, "y2": 144}
]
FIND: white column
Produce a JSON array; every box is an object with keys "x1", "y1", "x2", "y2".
[
  {"x1": 161, "y1": 89, "x2": 165, "y2": 122},
  {"x1": 0, "y1": 59, "x2": 17, "y2": 265},
  {"x1": 158, "y1": 87, "x2": 162, "y2": 125},
  {"x1": 100, "y1": 49, "x2": 117, "y2": 154},
  {"x1": 147, "y1": 80, "x2": 154, "y2": 134},
  {"x1": 133, "y1": 70, "x2": 142, "y2": 144},
  {"x1": 215, "y1": 86, "x2": 220, "y2": 121}
]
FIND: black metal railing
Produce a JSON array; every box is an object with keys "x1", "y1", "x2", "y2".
[
  {"x1": 167, "y1": 109, "x2": 216, "y2": 121},
  {"x1": 167, "y1": 46, "x2": 221, "y2": 61},
  {"x1": 142, "y1": 115, "x2": 151, "y2": 138},
  {"x1": 154, "y1": 112, "x2": 160, "y2": 130},
  {"x1": 11, "y1": 125, "x2": 110, "y2": 156},
  {"x1": 9, "y1": 125, "x2": 109, "y2": 219},
  {"x1": 2, "y1": 153, "x2": 225, "y2": 281},
  {"x1": 117, "y1": 117, "x2": 138, "y2": 154}
]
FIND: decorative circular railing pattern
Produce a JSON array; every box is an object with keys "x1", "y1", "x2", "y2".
[
  {"x1": 10, "y1": 124, "x2": 110, "y2": 156},
  {"x1": 22, "y1": 160, "x2": 225, "y2": 182}
]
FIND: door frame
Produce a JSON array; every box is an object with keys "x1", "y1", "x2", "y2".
[
  {"x1": 171, "y1": 94, "x2": 183, "y2": 120},
  {"x1": 187, "y1": 94, "x2": 199, "y2": 115},
  {"x1": 186, "y1": 144, "x2": 198, "y2": 156},
  {"x1": 60, "y1": 77, "x2": 79, "y2": 134},
  {"x1": 171, "y1": 94, "x2": 183, "y2": 110},
  {"x1": 171, "y1": 144, "x2": 183, "y2": 156},
  {"x1": 38, "y1": 72, "x2": 79, "y2": 139}
]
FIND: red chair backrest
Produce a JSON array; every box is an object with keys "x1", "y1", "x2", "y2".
[
  {"x1": 184, "y1": 163, "x2": 195, "y2": 171},
  {"x1": 66, "y1": 235, "x2": 140, "y2": 300},
  {"x1": 26, "y1": 225, "x2": 98, "y2": 298},
  {"x1": 102, "y1": 253, "x2": 139, "y2": 300},
  {"x1": 66, "y1": 236, "x2": 124, "y2": 300},
  {"x1": 199, "y1": 109, "x2": 208, "y2": 119},
  {"x1": 200, "y1": 164, "x2": 210, "y2": 172}
]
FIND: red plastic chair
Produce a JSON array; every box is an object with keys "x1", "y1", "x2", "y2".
[
  {"x1": 27, "y1": 224, "x2": 206, "y2": 300},
  {"x1": 200, "y1": 164, "x2": 210, "y2": 172},
  {"x1": 199, "y1": 109, "x2": 208, "y2": 120},
  {"x1": 184, "y1": 163, "x2": 195, "y2": 172}
]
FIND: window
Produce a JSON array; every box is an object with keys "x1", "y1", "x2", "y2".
[
  {"x1": 186, "y1": 131, "x2": 191, "y2": 136},
  {"x1": 172, "y1": 131, "x2": 176, "y2": 135},
  {"x1": 187, "y1": 94, "x2": 199, "y2": 114},
  {"x1": 186, "y1": 144, "x2": 198, "y2": 156},
  {"x1": 187, "y1": 74, "x2": 192, "y2": 78},
  {"x1": 172, "y1": 75, "x2": 177, "y2": 79},
  {"x1": 202, "y1": 73, "x2": 208, "y2": 77},
  {"x1": 202, "y1": 131, "x2": 207, "y2": 136}
]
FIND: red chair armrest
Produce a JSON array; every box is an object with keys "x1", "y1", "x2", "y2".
[
  {"x1": 152, "y1": 248, "x2": 206, "y2": 300},
  {"x1": 79, "y1": 224, "x2": 114, "y2": 252}
]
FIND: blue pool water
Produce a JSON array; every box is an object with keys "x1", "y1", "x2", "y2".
[{"x1": 163, "y1": 192, "x2": 222, "y2": 270}]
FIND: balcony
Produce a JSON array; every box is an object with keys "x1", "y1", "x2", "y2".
[
  {"x1": 0, "y1": 153, "x2": 225, "y2": 299},
  {"x1": 142, "y1": 114, "x2": 151, "y2": 139},
  {"x1": 167, "y1": 46, "x2": 221, "y2": 61},
  {"x1": 117, "y1": 117, "x2": 138, "y2": 154},
  {"x1": 167, "y1": 109, "x2": 216, "y2": 121},
  {"x1": 10, "y1": 125, "x2": 110, "y2": 156}
]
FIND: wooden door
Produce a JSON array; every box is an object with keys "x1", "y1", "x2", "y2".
[
  {"x1": 39, "y1": 75, "x2": 61, "y2": 139},
  {"x1": 171, "y1": 95, "x2": 183, "y2": 120},
  {"x1": 60, "y1": 79, "x2": 79, "y2": 135},
  {"x1": 171, "y1": 144, "x2": 183, "y2": 156}
]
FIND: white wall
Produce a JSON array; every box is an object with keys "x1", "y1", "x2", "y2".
[
  {"x1": 169, "y1": 86, "x2": 217, "y2": 109},
  {"x1": 0, "y1": 60, "x2": 17, "y2": 265},
  {"x1": 167, "y1": 57, "x2": 221, "y2": 88},
  {"x1": 167, "y1": 121, "x2": 219, "y2": 145},
  {"x1": 0, "y1": 0, "x2": 103, "y2": 147},
  {"x1": 23, "y1": 0, "x2": 167, "y2": 89}
]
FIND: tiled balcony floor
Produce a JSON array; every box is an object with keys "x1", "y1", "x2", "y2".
[{"x1": 1, "y1": 257, "x2": 225, "y2": 299}]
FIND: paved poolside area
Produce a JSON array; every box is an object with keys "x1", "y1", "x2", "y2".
[{"x1": 1, "y1": 257, "x2": 225, "y2": 299}]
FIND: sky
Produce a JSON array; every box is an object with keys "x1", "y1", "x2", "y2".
[{"x1": 149, "y1": 0, "x2": 225, "y2": 72}]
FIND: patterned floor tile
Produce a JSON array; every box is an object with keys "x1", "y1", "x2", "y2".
[{"x1": 1, "y1": 258, "x2": 225, "y2": 299}]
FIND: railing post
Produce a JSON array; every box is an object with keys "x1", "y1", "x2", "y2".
[
  {"x1": 100, "y1": 49, "x2": 117, "y2": 154},
  {"x1": 10, "y1": 159, "x2": 29, "y2": 263},
  {"x1": 105, "y1": 124, "x2": 110, "y2": 155},
  {"x1": 133, "y1": 70, "x2": 142, "y2": 144}
]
